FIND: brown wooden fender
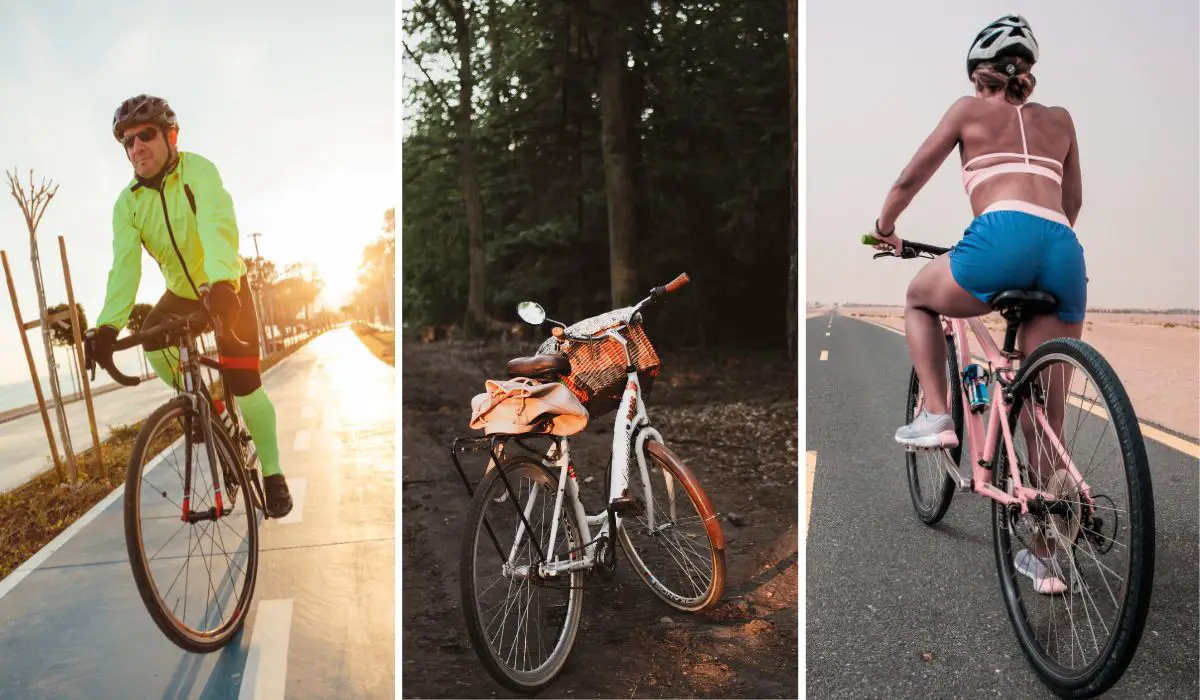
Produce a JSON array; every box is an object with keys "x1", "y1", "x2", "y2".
[{"x1": 645, "y1": 441, "x2": 726, "y2": 551}]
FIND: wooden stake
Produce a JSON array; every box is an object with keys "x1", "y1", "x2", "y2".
[
  {"x1": 58, "y1": 237, "x2": 105, "y2": 484},
  {"x1": 1, "y1": 249, "x2": 65, "y2": 482}
]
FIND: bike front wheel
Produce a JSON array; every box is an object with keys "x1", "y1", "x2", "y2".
[
  {"x1": 124, "y1": 395, "x2": 260, "y2": 653},
  {"x1": 904, "y1": 333, "x2": 962, "y2": 524},
  {"x1": 992, "y1": 337, "x2": 1154, "y2": 698},
  {"x1": 617, "y1": 440, "x2": 727, "y2": 612},
  {"x1": 460, "y1": 456, "x2": 585, "y2": 693}
]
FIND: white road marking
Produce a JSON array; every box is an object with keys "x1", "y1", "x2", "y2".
[
  {"x1": 293, "y1": 430, "x2": 311, "y2": 452},
  {"x1": 825, "y1": 332, "x2": 830, "y2": 336},
  {"x1": 237, "y1": 598, "x2": 294, "y2": 700},
  {"x1": 819, "y1": 350, "x2": 829, "y2": 361}
]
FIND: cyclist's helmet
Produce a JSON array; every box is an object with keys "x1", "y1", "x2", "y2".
[
  {"x1": 112, "y1": 94, "x2": 178, "y2": 142},
  {"x1": 966, "y1": 15, "x2": 1039, "y2": 78}
]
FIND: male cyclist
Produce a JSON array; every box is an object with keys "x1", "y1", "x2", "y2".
[{"x1": 88, "y1": 94, "x2": 293, "y2": 518}]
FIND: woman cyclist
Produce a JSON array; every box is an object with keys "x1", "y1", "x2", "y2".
[{"x1": 869, "y1": 15, "x2": 1087, "y2": 594}]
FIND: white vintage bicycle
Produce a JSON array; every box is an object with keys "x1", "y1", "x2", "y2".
[{"x1": 450, "y1": 273, "x2": 727, "y2": 693}]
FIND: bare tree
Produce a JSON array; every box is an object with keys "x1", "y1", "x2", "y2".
[{"x1": 7, "y1": 168, "x2": 77, "y2": 482}]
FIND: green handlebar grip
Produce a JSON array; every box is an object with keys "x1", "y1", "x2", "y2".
[{"x1": 861, "y1": 234, "x2": 881, "y2": 245}]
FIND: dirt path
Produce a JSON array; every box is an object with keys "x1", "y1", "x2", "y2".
[{"x1": 401, "y1": 339, "x2": 798, "y2": 698}]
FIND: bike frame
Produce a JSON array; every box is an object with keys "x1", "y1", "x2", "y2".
[
  {"x1": 494, "y1": 325, "x2": 664, "y2": 581},
  {"x1": 935, "y1": 315, "x2": 1094, "y2": 514}
]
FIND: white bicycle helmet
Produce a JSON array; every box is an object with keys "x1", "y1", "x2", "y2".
[{"x1": 966, "y1": 15, "x2": 1039, "y2": 78}]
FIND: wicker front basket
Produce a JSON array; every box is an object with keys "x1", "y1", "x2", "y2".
[{"x1": 537, "y1": 310, "x2": 660, "y2": 418}]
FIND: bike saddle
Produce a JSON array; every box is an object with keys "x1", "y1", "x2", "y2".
[
  {"x1": 988, "y1": 290, "x2": 1058, "y2": 317},
  {"x1": 507, "y1": 353, "x2": 572, "y2": 379}
]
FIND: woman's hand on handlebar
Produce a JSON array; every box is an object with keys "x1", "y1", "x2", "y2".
[{"x1": 861, "y1": 229, "x2": 903, "y2": 254}]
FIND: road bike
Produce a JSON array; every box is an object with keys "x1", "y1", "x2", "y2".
[
  {"x1": 865, "y1": 235, "x2": 1155, "y2": 699},
  {"x1": 450, "y1": 273, "x2": 727, "y2": 693},
  {"x1": 87, "y1": 286, "x2": 269, "y2": 653}
]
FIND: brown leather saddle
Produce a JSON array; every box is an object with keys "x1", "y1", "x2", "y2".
[{"x1": 506, "y1": 353, "x2": 572, "y2": 379}]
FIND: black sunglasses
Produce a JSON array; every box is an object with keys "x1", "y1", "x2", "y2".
[{"x1": 122, "y1": 126, "x2": 160, "y2": 150}]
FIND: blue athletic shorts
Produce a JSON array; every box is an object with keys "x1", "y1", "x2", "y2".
[{"x1": 948, "y1": 210, "x2": 1088, "y2": 323}]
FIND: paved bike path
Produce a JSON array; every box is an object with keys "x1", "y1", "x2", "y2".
[
  {"x1": 0, "y1": 327, "x2": 395, "y2": 699},
  {"x1": 805, "y1": 313, "x2": 1198, "y2": 699}
]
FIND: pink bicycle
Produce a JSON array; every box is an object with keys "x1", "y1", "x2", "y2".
[{"x1": 866, "y1": 236, "x2": 1155, "y2": 699}]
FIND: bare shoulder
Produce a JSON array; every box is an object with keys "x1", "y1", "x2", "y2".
[{"x1": 1032, "y1": 102, "x2": 1075, "y2": 125}]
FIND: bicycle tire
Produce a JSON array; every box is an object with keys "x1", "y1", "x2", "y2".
[
  {"x1": 991, "y1": 338, "x2": 1154, "y2": 698},
  {"x1": 904, "y1": 333, "x2": 962, "y2": 524},
  {"x1": 460, "y1": 457, "x2": 584, "y2": 693},
  {"x1": 617, "y1": 440, "x2": 727, "y2": 612},
  {"x1": 124, "y1": 395, "x2": 260, "y2": 653}
]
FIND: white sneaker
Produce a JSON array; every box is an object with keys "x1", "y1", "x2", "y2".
[
  {"x1": 895, "y1": 410, "x2": 958, "y2": 448},
  {"x1": 1014, "y1": 549, "x2": 1082, "y2": 595}
]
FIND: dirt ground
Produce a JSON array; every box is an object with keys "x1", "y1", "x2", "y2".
[{"x1": 401, "y1": 338, "x2": 798, "y2": 699}]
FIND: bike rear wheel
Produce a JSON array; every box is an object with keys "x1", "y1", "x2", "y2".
[
  {"x1": 992, "y1": 338, "x2": 1154, "y2": 698},
  {"x1": 617, "y1": 440, "x2": 726, "y2": 612},
  {"x1": 904, "y1": 333, "x2": 962, "y2": 524},
  {"x1": 460, "y1": 456, "x2": 585, "y2": 693},
  {"x1": 124, "y1": 395, "x2": 260, "y2": 653}
]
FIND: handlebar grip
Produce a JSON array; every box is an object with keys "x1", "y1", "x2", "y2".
[
  {"x1": 663, "y1": 273, "x2": 690, "y2": 293},
  {"x1": 861, "y1": 234, "x2": 882, "y2": 245}
]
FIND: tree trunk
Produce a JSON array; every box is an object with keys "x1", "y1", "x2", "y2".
[
  {"x1": 592, "y1": 0, "x2": 639, "y2": 308},
  {"x1": 786, "y1": 0, "x2": 799, "y2": 369},
  {"x1": 449, "y1": 0, "x2": 488, "y2": 335},
  {"x1": 30, "y1": 234, "x2": 77, "y2": 481}
]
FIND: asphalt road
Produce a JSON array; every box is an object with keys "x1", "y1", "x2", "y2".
[
  {"x1": 0, "y1": 327, "x2": 395, "y2": 699},
  {"x1": 805, "y1": 312, "x2": 1198, "y2": 699}
]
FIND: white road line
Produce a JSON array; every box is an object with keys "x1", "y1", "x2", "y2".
[
  {"x1": 273, "y1": 478, "x2": 307, "y2": 525},
  {"x1": 825, "y1": 332, "x2": 830, "y2": 336},
  {"x1": 237, "y1": 598, "x2": 294, "y2": 700},
  {"x1": 293, "y1": 430, "x2": 311, "y2": 452},
  {"x1": 819, "y1": 350, "x2": 829, "y2": 361},
  {"x1": 853, "y1": 315, "x2": 1200, "y2": 458}
]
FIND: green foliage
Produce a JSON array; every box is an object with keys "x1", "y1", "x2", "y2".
[
  {"x1": 126, "y1": 303, "x2": 153, "y2": 334},
  {"x1": 403, "y1": 0, "x2": 791, "y2": 347},
  {"x1": 45, "y1": 302, "x2": 86, "y2": 346}
]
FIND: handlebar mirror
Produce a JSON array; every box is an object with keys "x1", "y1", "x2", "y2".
[{"x1": 517, "y1": 301, "x2": 546, "y2": 326}]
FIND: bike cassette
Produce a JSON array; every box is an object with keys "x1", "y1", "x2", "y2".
[{"x1": 1083, "y1": 493, "x2": 1118, "y2": 554}]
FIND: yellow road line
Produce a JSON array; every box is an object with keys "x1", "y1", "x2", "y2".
[{"x1": 805, "y1": 451, "x2": 817, "y2": 541}]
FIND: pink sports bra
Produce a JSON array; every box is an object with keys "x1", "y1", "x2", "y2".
[{"x1": 962, "y1": 104, "x2": 1064, "y2": 195}]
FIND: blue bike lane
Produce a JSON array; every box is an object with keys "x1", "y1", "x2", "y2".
[{"x1": 0, "y1": 327, "x2": 395, "y2": 699}]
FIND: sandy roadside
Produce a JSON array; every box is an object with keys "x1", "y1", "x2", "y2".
[{"x1": 839, "y1": 306, "x2": 1200, "y2": 440}]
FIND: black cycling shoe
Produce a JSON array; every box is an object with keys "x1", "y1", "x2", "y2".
[{"x1": 263, "y1": 474, "x2": 293, "y2": 519}]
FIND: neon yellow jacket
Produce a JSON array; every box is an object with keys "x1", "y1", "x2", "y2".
[{"x1": 96, "y1": 151, "x2": 247, "y2": 329}]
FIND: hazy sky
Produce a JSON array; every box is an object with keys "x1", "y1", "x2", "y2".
[
  {"x1": 806, "y1": 1, "x2": 1199, "y2": 310},
  {"x1": 0, "y1": 0, "x2": 393, "y2": 385}
]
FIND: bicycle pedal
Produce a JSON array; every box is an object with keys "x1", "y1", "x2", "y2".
[{"x1": 609, "y1": 496, "x2": 645, "y2": 518}]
